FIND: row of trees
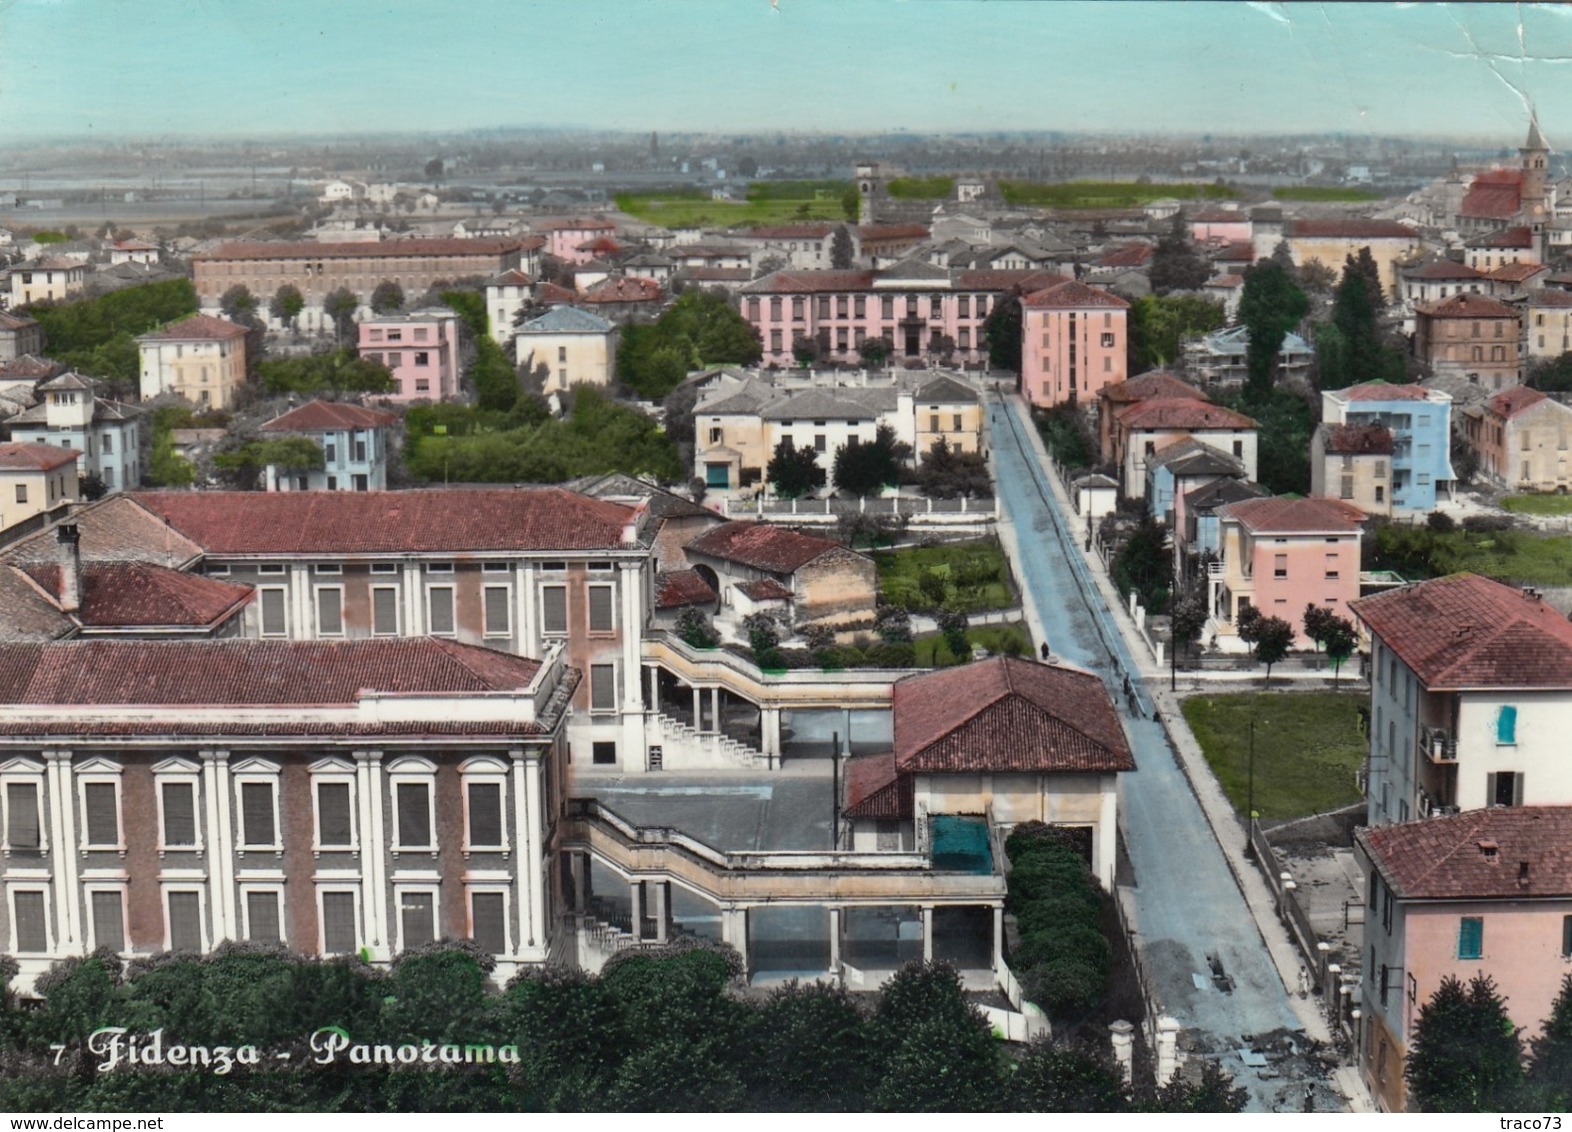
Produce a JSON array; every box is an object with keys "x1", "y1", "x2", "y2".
[
  {"x1": 765, "y1": 429, "x2": 988, "y2": 501},
  {"x1": 617, "y1": 291, "x2": 762, "y2": 399},
  {"x1": 21, "y1": 278, "x2": 199, "y2": 384}
]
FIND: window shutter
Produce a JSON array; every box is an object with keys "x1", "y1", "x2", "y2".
[
  {"x1": 401, "y1": 892, "x2": 435, "y2": 948},
  {"x1": 161, "y1": 782, "x2": 196, "y2": 847},
  {"x1": 542, "y1": 586, "x2": 567, "y2": 634},
  {"x1": 246, "y1": 891, "x2": 281, "y2": 945},
  {"x1": 84, "y1": 782, "x2": 118, "y2": 846},
  {"x1": 397, "y1": 783, "x2": 431, "y2": 847},
  {"x1": 1486, "y1": 772, "x2": 1498, "y2": 806},
  {"x1": 168, "y1": 891, "x2": 202, "y2": 952},
  {"x1": 92, "y1": 890, "x2": 124, "y2": 952},
  {"x1": 241, "y1": 782, "x2": 275, "y2": 847},
  {"x1": 588, "y1": 585, "x2": 614, "y2": 632},
  {"x1": 14, "y1": 891, "x2": 46, "y2": 952},
  {"x1": 316, "y1": 588, "x2": 342, "y2": 635},
  {"x1": 1515, "y1": 773, "x2": 1525, "y2": 807},
  {"x1": 373, "y1": 587, "x2": 398, "y2": 634},
  {"x1": 468, "y1": 782, "x2": 503, "y2": 847},
  {"x1": 1497, "y1": 705, "x2": 1518, "y2": 744},
  {"x1": 321, "y1": 892, "x2": 356, "y2": 953},
  {"x1": 484, "y1": 586, "x2": 510, "y2": 635},
  {"x1": 317, "y1": 782, "x2": 352, "y2": 847},
  {"x1": 591, "y1": 665, "x2": 615, "y2": 711},
  {"x1": 260, "y1": 589, "x2": 286, "y2": 635},
  {"x1": 7, "y1": 782, "x2": 40, "y2": 849},
  {"x1": 471, "y1": 892, "x2": 506, "y2": 953},
  {"x1": 1458, "y1": 917, "x2": 1484, "y2": 959},
  {"x1": 428, "y1": 588, "x2": 454, "y2": 635}
]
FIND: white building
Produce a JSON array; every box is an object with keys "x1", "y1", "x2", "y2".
[{"x1": 5, "y1": 373, "x2": 143, "y2": 493}]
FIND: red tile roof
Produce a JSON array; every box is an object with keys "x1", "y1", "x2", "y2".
[
  {"x1": 1359, "y1": 807, "x2": 1572, "y2": 899},
  {"x1": 128, "y1": 489, "x2": 636, "y2": 555},
  {"x1": 1099, "y1": 371, "x2": 1206, "y2": 406},
  {"x1": 1022, "y1": 279, "x2": 1130, "y2": 311},
  {"x1": 1489, "y1": 385, "x2": 1548, "y2": 418},
  {"x1": 580, "y1": 276, "x2": 663, "y2": 304},
  {"x1": 1461, "y1": 169, "x2": 1524, "y2": 221},
  {"x1": 1323, "y1": 423, "x2": 1394, "y2": 456},
  {"x1": 576, "y1": 235, "x2": 626, "y2": 255},
  {"x1": 195, "y1": 238, "x2": 529, "y2": 262},
  {"x1": 739, "y1": 577, "x2": 793, "y2": 601},
  {"x1": 1095, "y1": 242, "x2": 1153, "y2": 268},
  {"x1": 139, "y1": 313, "x2": 248, "y2": 341},
  {"x1": 1532, "y1": 289, "x2": 1572, "y2": 309},
  {"x1": 1116, "y1": 397, "x2": 1254, "y2": 431},
  {"x1": 536, "y1": 282, "x2": 577, "y2": 305},
  {"x1": 952, "y1": 269, "x2": 1066, "y2": 292},
  {"x1": 1469, "y1": 225, "x2": 1535, "y2": 249},
  {"x1": 1352, "y1": 573, "x2": 1572, "y2": 689},
  {"x1": 1218, "y1": 495, "x2": 1364, "y2": 534},
  {"x1": 1416, "y1": 293, "x2": 1520, "y2": 319},
  {"x1": 0, "y1": 355, "x2": 59, "y2": 380},
  {"x1": 0, "y1": 719, "x2": 542, "y2": 739},
  {"x1": 488, "y1": 269, "x2": 534, "y2": 287},
  {"x1": 0, "y1": 638, "x2": 543, "y2": 706},
  {"x1": 654, "y1": 568, "x2": 718, "y2": 610},
  {"x1": 892, "y1": 657, "x2": 1133, "y2": 774},
  {"x1": 1287, "y1": 219, "x2": 1417, "y2": 240},
  {"x1": 1406, "y1": 261, "x2": 1484, "y2": 280},
  {"x1": 859, "y1": 224, "x2": 929, "y2": 242},
  {"x1": 18, "y1": 562, "x2": 253, "y2": 628},
  {"x1": 1339, "y1": 382, "x2": 1432, "y2": 402},
  {"x1": 1214, "y1": 240, "x2": 1257, "y2": 263},
  {"x1": 0, "y1": 441, "x2": 80, "y2": 471},
  {"x1": 743, "y1": 269, "x2": 877, "y2": 295},
  {"x1": 1487, "y1": 262, "x2": 1547, "y2": 283},
  {"x1": 261, "y1": 400, "x2": 399, "y2": 432},
  {"x1": 1206, "y1": 274, "x2": 1245, "y2": 288},
  {"x1": 746, "y1": 223, "x2": 835, "y2": 240},
  {"x1": 5, "y1": 495, "x2": 201, "y2": 567},
  {"x1": 687, "y1": 522, "x2": 852, "y2": 573},
  {"x1": 843, "y1": 752, "x2": 913, "y2": 820}
]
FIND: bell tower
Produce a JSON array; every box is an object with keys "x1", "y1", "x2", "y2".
[
  {"x1": 1521, "y1": 114, "x2": 1550, "y2": 260},
  {"x1": 855, "y1": 162, "x2": 879, "y2": 227}
]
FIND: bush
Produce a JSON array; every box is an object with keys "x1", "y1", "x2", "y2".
[
  {"x1": 675, "y1": 607, "x2": 718, "y2": 649},
  {"x1": 1462, "y1": 514, "x2": 1513, "y2": 533},
  {"x1": 1004, "y1": 832, "x2": 1111, "y2": 1025},
  {"x1": 1427, "y1": 511, "x2": 1457, "y2": 533}
]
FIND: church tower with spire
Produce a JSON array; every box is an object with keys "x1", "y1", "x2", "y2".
[{"x1": 1521, "y1": 114, "x2": 1550, "y2": 260}]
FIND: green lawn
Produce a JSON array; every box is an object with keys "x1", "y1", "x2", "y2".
[
  {"x1": 872, "y1": 538, "x2": 1014, "y2": 613},
  {"x1": 1502, "y1": 494, "x2": 1572, "y2": 516},
  {"x1": 1180, "y1": 692, "x2": 1366, "y2": 821},
  {"x1": 1372, "y1": 522, "x2": 1572, "y2": 587},
  {"x1": 914, "y1": 622, "x2": 1031, "y2": 667},
  {"x1": 998, "y1": 180, "x2": 1235, "y2": 208},
  {"x1": 615, "y1": 188, "x2": 849, "y2": 229},
  {"x1": 1271, "y1": 186, "x2": 1383, "y2": 202}
]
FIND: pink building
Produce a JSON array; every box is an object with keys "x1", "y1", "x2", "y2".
[
  {"x1": 1357, "y1": 807, "x2": 1572, "y2": 1112},
  {"x1": 1188, "y1": 211, "x2": 1252, "y2": 245},
  {"x1": 1212, "y1": 495, "x2": 1364, "y2": 647},
  {"x1": 542, "y1": 218, "x2": 618, "y2": 265},
  {"x1": 356, "y1": 308, "x2": 462, "y2": 402},
  {"x1": 1020, "y1": 280, "x2": 1130, "y2": 408},
  {"x1": 739, "y1": 264, "x2": 1063, "y2": 368}
]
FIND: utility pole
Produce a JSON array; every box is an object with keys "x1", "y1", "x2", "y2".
[{"x1": 830, "y1": 730, "x2": 840, "y2": 851}]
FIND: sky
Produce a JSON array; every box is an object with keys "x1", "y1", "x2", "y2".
[{"x1": 0, "y1": 1, "x2": 1569, "y2": 142}]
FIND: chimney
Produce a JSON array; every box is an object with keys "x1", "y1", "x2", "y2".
[{"x1": 56, "y1": 522, "x2": 82, "y2": 614}]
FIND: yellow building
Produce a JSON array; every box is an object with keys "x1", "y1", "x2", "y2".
[
  {"x1": 0, "y1": 441, "x2": 80, "y2": 541},
  {"x1": 1251, "y1": 211, "x2": 1421, "y2": 298},
  {"x1": 1525, "y1": 289, "x2": 1572, "y2": 361},
  {"x1": 7, "y1": 258, "x2": 85, "y2": 306},
  {"x1": 1310, "y1": 422, "x2": 1394, "y2": 518},
  {"x1": 513, "y1": 305, "x2": 618, "y2": 394},
  {"x1": 135, "y1": 314, "x2": 250, "y2": 410}
]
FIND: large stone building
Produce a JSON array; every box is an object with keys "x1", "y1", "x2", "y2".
[
  {"x1": 1019, "y1": 279, "x2": 1130, "y2": 409},
  {"x1": 5, "y1": 373, "x2": 143, "y2": 493},
  {"x1": 1412, "y1": 292, "x2": 1522, "y2": 391},
  {"x1": 136, "y1": 314, "x2": 250, "y2": 410}
]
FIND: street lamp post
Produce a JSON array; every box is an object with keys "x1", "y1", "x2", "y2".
[{"x1": 1245, "y1": 718, "x2": 1257, "y2": 859}]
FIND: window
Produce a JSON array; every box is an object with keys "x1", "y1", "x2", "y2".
[
  {"x1": 370, "y1": 562, "x2": 398, "y2": 575},
  {"x1": 708, "y1": 426, "x2": 723, "y2": 445},
  {"x1": 1488, "y1": 771, "x2": 1523, "y2": 807},
  {"x1": 466, "y1": 781, "x2": 505, "y2": 850},
  {"x1": 470, "y1": 890, "x2": 507, "y2": 954},
  {"x1": 483, "y1": 585, "x2": 511, "y2": 637},
  {"x1": 1563, "y1": 914, "x2": 1572, "y2": 960},
  {"x1": 320, "y1": 890, "x2": 358, "y2": 954},
  {"x1": 372, "y1": 586, "x2": 399, "y2": 635},
  {"x1": 881, "y1": 296, "x2": 894, "y2": 319},
  {"x1": 160, "y1": 780, "x2": 198, "y2": 849},
  {"x1": 541, "y1": 585, "x2": 567, "y2": 635},
  {"x1": 258, "y1": 587, "x2": 287, "y2": 637},
  {"x1": 81, "y1": 779, "x2": 121, "y2": 849},
  {"x1": 399, "y1": 890, "x2": 436, "y2": 950},
  {"x1": 325, "y1": 442, "x2": 338, "y2": 464},
  {"x1": 588, "y1": 584, "x2": 614, "y2": 633},
  {"x1": 414, "y1": 351, "x2": 429, "y2": 366},
  {"x1": 426, "y1": 562, "x2": 454, "y2": 574},
  {"x1": 4, "y1": 779, "x2": 43, "y2": 850},
  {"x1": 1340, "y1": 475, "x2": 1354, "y2": 500},
  {"x1": 592, "y1": 741, "x2": 617, "y2": 765},
  {"x1": 239, "y1": 779, "x2": 279, "y2": 848},
  {"x1": 1273, "y1": 554, "x2": 1288, "y2": 579},
  {"x1": 1325, "y1": 553, "x2": 1340, "y2": 579},
  {"x1": 482, "y1": 561, "x2": 510, "y2": 574},
  {"x1": 427, "y1": 586, "x2": 455, "y2": 635},
  {"x1": 315, "y1": 587, "x2": 344, "y2": 636},
  {"x1": 166, "y1": 889, "x2": 203, "y2": 952},
  {"x1": 89, "y1": 888, "x2": 126, "y2": 952},
  {"x1": 1496, "y1": 705, "x2": 1518, "y2": 745},
  {"x1": 1100, "y1": 332, "x2": 1115, "y2": 348},
  {"x1": 315, "y1": 778, "x2": 355, "y2": 849},
  {"x1": 1375, "y1": 485, "x2": 1385, "y2": 503},
  {"x1": 1458, "y1": 916, "x2": 1484, "y2": 960},
  {"x1": 243, "y1": 888, "x2": 282, "y2": 945},
  {"x1": 11, "y1": 889, "x2": 48, "y2": 953},
  {"x1": 590, "y1": 664, "x2": 616, "y2": 713}
]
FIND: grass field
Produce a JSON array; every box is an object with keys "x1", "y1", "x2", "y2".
[
  {"x1": 1374, "y1": 522, "x2": 1572, "y2": 587},
  {"x1": 998, "y1": 180, "x2": 1235, "y2": 208},
  {"x1": 872, "y1": 538, "x2": 1014, "y2": 612},
  {"x1": 887, "y1": 176, "x2": 954, "y2": 200},
  {"x1": 914, "y1": 622, "x2": 1031, "y2": 667},
  {"x1": 1181, "y1": 692, "x2": 1366, "y2": 821},
  {"x1": 1502, "y1": 494, "x2": 1572, "y2": 516},
  {"x1": 615, "y1": 180, "x2": 852, "y2": 229},
  {"x1": 1271, "y1": 186, "x2": 1383, "y2": 202}
]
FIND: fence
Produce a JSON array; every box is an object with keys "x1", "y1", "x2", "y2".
[
  {"x1": 720, "y1": 494, "x2": 996, "y2": 523},
  {"x1": 1113, "y1": 886, "x2": 1182, "y2": 1086},
  {"x1": 1249, "y1": 818, "x2": 1330, "y2": 993}
]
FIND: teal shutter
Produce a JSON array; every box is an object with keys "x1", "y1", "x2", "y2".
[
  {"x1": 1497, "y1": 705, "x2": 1518, "y2": 744},
  {"x1": 1458, "y1": 917, "x2": 1483, "y2": 959}
]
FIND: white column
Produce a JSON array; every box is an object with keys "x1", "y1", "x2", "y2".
[
  {"x1": 402, "y1": 563, "x2": 424, "y2": 635},
  {"x1": 992, "y1": 906, "x2": 1004, "y2": 974},
  {"x1": 1097, "y1": 776, "x2": 1119, "y2": 891},
  {"x1": 921, "y1": 906, "x2": 934, "y2": 963},
  {"x1": 515, "y1": 562, "x2": 536, "y2": 657},
  {"x1": 629, "y1": 882, "x2": 644, "y2": 943},
  {"x1": 354, "y1": 750, "x2": 386, "y2": 957},
  {"x1": 200, "y1": 750, "x2": 230, "y2": 943},
  {"x1": 526, "y1": 756, "x2": 546, "y2": 951},
  {"x1": 646, "y1": 664, "x2": 660, "y2": 713},
  {"x1": 654, "y1": 882, "x2": 668, "y2": 944},
  {"x1": 44, "y1": 750, "x2": 79, "y2": 952},
  {"x1": 828, "y1": 907, "x2": 841, "y2": 975},
  {"x1": 210, "y1": 749, "x2": 237, "y2": 942},
  {"x1": 692, "y1": 687, "x2": 703, "y2": 729},
  {"x1": 620, "y1": 561, "x2": 644, "y2": 706},
  {"x1": 761, "y1": 708, "x2": 781, "y2": 761},
  {"x1": 365, "y1": 750, "x2": 389, "y2": 956},
  {"x1": 289, "y1": 563, "x2": 311, "y2": 639}
]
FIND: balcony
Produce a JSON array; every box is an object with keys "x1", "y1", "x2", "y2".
[{"x1": 1418, "y1": 725, "x2": 1457, "y2": 765}]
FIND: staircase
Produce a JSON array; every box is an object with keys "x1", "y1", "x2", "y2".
[{"x1": 649, "y1": 712, "x2": 768, "y2": 771}]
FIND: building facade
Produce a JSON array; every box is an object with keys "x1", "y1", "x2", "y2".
[
  {"x1": 513, "y1": 306, "x2": 618, "y2": 393},
  {"x1": 7, "y1": 259, "x2": 85, "y2": 306},
  {"x1": 1019, "y1": 280, "x2": 1130, "y2": 409},
  {"x1": 0, "y1": 442, "x2": 80, "y2": 542},
  {"x1": 1320, "y1": 383, "x2": 1455, "y2": 511},
  {"x1": 1460, "y1": 385, "x2": 1572, "y2": 492},
  {"x1": 356, "y1": 309, "x2": 462, "y2": 402},
  {"x1": 5, "y1": 373, "x2": 142, "y2": 493},
  {"x1": 1413, "y1": 293, "x2": 1523, "y2": 391},
  {"x1": 136, "y1": 314, "x2": 250, "y2": 410},
  {"x1": 258, "y1": 400, "x2": 398, "y2": 492}
]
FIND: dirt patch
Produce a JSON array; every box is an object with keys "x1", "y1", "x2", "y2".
[{"x1": 1263, "y1": 803, "x2": 1363, "y2": 853}]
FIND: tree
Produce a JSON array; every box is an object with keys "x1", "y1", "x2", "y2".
[
  {"x1": 1170, "y1": 594, "x2": 1208, "y2": 689},
  {"x1": 219, "y1": 284, "x2": 260, "y2": 327},
  {"x1": 766, "y1": 439, "x2": 825, "y2": 499},
  {"x1": 926, "y1": 332, "x2": 956, "y2": 366},
  {"x1": 1323, "y1": 614, "x2": 1357, "y2": 689},
  {"x1": 832, "y1": 423, "x2": 905, "y2": 497},
  {"x1": 425, "y1": 157, "x2": 444, "y2": 183},
  {"x1": 1149, "y1": 211, "x2": 1210, "y2": 294},
  {"x1": 213, "y1": 436, "x2": 325, "y2": 490},
  {"x1": 1237, "y1": 259, "x2": 1307, "y2": 400},
  {"x1": 867, "y1": 961, "x2": 1004, "y2": 1111},
  {"x1": 748, "y1": 981, "x2": 872, "y2": 1111},
  {"x1": 914, "y1": 437, "x2": 990, "y2": 499},
  {"x1": 1529, "y1": 973, "x2": 1572, "y2": 1108},
  {"x1": 259, "y1": 349, "x2": 395, "y2": 396},
  {"x1": 1236, "y1": 603, "x2": 1263, "y2": 648},
  {"x1": 840, "y1": 185, "x2": 860, "y2": 223},
  {"x1": 1112, "y1": 512, "x2": 1172, "y2": 614},
  {"x1": 792, "y1": 332, "x2": 822, "y2": 368},
  {"x1": 858, "y1": 334, "x2": 893, "y2": 368},
  {"x1": 983, "y1": 288, "x2": 1024, "y2": 372},
  {"x1": 1253, "y1": 615, "x2": 1294, "y2": 684},
  {"x1": 936, "y1": 608, "x2": 970, "y2": 662},
  {"x1": 1127, "y1": 294, "x2": 1226, "y2": 372},
  {"x1": 1316, "y1": 253, "x2": 1404, "y2": 390},
  {"x1": 1407, "y1": 974, "x2": 1524, "y2": 1112},
  {"x1": 78, "y1": 473, "x2": 107, "y2": 502},
  {"x1": 269, "y1": 284, "x2": 304, "y2": 331},
  {"x1": 470, "y1": 338, "x2": 519, "y2": 412},
  {"x1": 616, "y1": 291, "x2": 761, "y2": 399},
  {"x1": 830, "y1": 225, "x2": 854, "y2": 270},
  {"x1": 321, "y1": 287, "x2": 360, "y2": 345},
  {"x1": 675, "y1": 607, "x2": 719, "y2": 649},
  {"x1": 1529, "y1": 352, "x2": 1572, "y2": 394},
  {"x1": 370, "y1": 280, "x2": 405, "y2": 314},
  {"x1": 1150, "y1": 1061, "x2": 1248, "y2": 1112},
  {"x1": 1298, "y1": 258, "x2": 1337, "y2": 294},
  {"x1": 1302, "y1": 602, "x2": 1333, "y2": 652},
  {"x1": 660, "y1": 381, "x2": 699, "y2": 448},
  {"x1": 1012, "y1": 1039, "x2": 1130, "y2": 1112}
]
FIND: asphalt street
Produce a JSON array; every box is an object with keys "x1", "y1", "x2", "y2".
[{"x1": 987, "y1": 395, "x2": 1308, "y2": 1110}]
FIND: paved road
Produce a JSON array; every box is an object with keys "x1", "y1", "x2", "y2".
[{"x1": 987, "y1": 396, "x2": 1312, "y2": 1111}]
